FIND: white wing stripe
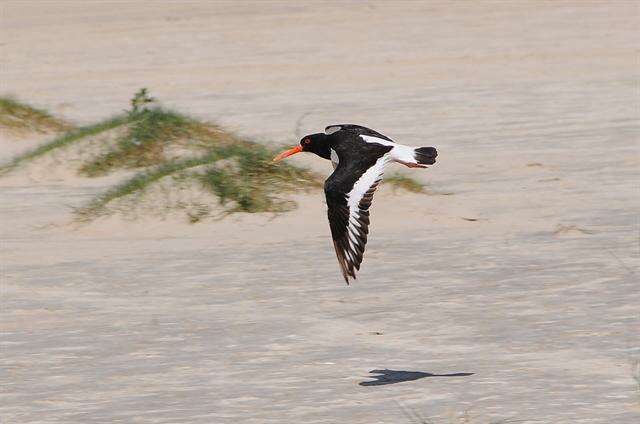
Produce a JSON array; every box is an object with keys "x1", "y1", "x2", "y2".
[
  {"x1": 348, "y1": 237, "x2": 357, "y2": 252},
  {"x1": 360, "y1": 134, "x2": 396, "y2": 147},
  {"x1": 346, "y1": 155, "x2": 389, "y2": 210},
  {"x1": 341, "y1": 154, "x2": 390, "y2": 264},
  {"x1": 348, "y1": 230, "x2": 362, "y2": 251},
  {"x1": 345, "y1": 248, "x2": 356, "y2": 263},
  {"x1": 360, "y1": 135, "x2": 416, "y2": 164}
]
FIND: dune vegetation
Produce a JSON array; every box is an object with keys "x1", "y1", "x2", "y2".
[
  {"x1": 1, "y1": 89, "x2": 428, "y2": 222},
  {"x1": 0, "y1": 96, "x2": 72, "y2": 134},
  {"x1": 385, "y1": 173, "x2": 454, "y2": 196},
  {"x1": 384, "y1": 173, "x2": 426, "y2": 193}
]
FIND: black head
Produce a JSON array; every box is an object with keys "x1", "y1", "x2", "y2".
[
  {"x1": 299, "y1": 133, "x2": 331, "y2": 159},
  {"x1": 272, "y1": 132, "x2": 331, "y2": 162}
]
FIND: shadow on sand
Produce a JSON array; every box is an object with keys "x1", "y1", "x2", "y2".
[{"x1": 359, "y1": 369, "x2": 474, "y2": 386}]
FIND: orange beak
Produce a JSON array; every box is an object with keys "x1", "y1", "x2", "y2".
[{"x1": 272, "y1": 145, "x2": 303, "y2": 162}]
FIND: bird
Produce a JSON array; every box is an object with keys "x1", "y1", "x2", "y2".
[{"x1": 273, "y1": 124, "x2": 437, "y2": 284}]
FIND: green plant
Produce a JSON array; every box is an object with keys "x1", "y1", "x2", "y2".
[
  {"x1": 200, "y1": 144, "x2": 319, "y2": 214},
  {"x1": 385, "y1": 173, "x2": 425, "y2": 193},
  {"x1": 128, "y1": 88, "x2": 156, "y2": 115},
  {"x1": 0, "y1": 96, "x2": 72, "y2": 133},
  {"x1": 0, "y1": 115, "x2": 128, "y2": 175},
  {"x1": 79, "y1": 108, "x2": 207, "y2": 176},
  {"x1": 74, "y1": 154, "x2": 219, "y2": 220}
]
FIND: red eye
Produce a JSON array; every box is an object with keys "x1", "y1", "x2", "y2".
[{"x1": 303, "y1": 139, "x2": 311, "y2": 145}]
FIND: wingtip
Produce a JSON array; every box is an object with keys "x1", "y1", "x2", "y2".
[
  {"x1": 339, "y1": 267, "x2": 352, "y2": 285},
  {"x1": 341, "y1": 270, "x2": 350, "y2": 285},
  {"x1": 344, "y1": 272, "x2": 357, "y2": 285}
]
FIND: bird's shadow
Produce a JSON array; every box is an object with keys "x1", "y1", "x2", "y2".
[{"x1": 359, "y1": 369, "x2": 474, "y2": 386}]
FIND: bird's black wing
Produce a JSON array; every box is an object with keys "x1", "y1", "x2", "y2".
[
  {"x1": 325, "y1": 124, "x2": 393, "y2": 141},
  {"x1": 324, "y1": 153, "x2": 390, "y2": 284}
]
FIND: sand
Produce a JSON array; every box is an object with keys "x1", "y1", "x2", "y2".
[{"x1": 1, "y1": 1, "x2": 639, "y2": 423}]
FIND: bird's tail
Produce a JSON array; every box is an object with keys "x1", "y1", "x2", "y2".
[{"x1": 414, "y1": 146, "x2": 437, "y2": 165}]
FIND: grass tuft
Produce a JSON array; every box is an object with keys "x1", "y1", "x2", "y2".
[
  {"x1": 200, "y1": 143, "x2": 320, "y2": 214},
  {"x1": 75, "y1": 143, "x2": 320, "y2": 220},
  {"x1": 74, "y1": 154, "x2": 219, "y2": 220},
  {"x1": 385, "y1": 173, "x2": 426, "y2": 193},
  {"x1": 0, "y1": 96, "x2": 72, "y2": 133},
  {"x1": 386, "y1": 173, "x2": 454, "y2": 196},
  {"x1": 79, "y1": 108, "x2": 213, "y2": 176},
  {"x1": 64, "y1": 89, "x2": 321, "y2": 220},
  {"x1": 0, "y1": 115, "x2": 129, "y2": 174}
]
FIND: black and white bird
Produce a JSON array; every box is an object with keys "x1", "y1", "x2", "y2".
[{"x1": 273, "y1": 124, "x2": 437, "y2": 284}]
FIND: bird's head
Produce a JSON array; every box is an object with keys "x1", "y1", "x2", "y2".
[{"x1": 272, "y1": 133, "x2": 331, "y2": 162}]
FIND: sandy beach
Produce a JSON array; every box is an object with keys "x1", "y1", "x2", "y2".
[{"x1": 1, "y1": 1, "x2": 639, "y2": 423}]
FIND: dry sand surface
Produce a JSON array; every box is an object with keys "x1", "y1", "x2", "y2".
[{"x1": 1, "y1": 1, "x2": 639, "y2": 423}]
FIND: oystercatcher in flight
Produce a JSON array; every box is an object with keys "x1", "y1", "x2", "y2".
[{"x1": 273, "y1": 124, "x2": 437, "y2": 284}]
